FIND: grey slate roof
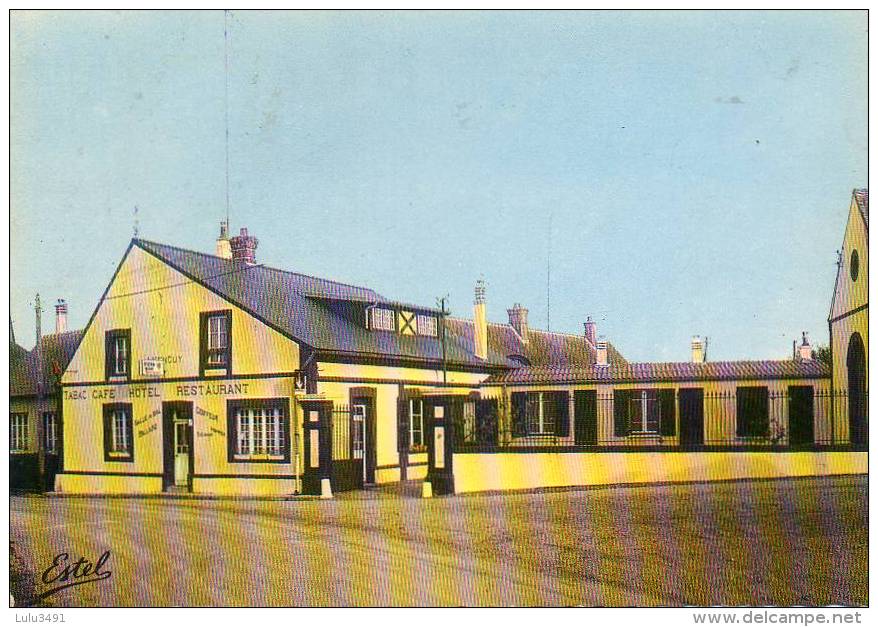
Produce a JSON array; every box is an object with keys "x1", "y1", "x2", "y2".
[
  {"x1": 135, "y1": 239, "x2": 627, "y2": 370},
  {"x1": 10, "y1": 330, "x2": 84, "y2": 397},
  {"x1": 486, "y1": 358, "x2": 830, "y2": 385}
]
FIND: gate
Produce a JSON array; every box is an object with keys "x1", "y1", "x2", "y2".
[{"x1": 332, "y1": 404, "x2": 364, "y2": 492}]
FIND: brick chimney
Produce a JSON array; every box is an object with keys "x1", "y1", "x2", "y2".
[
  {"x1": 55, "y1": 299, "x2": 68, "y2": 334},
  {"x1": 216, "y1": 220, "x2": 232, "y2": 259},
  {"x1": 798, "y1": 331, "x2": 812, "y2": 361},
  {"x1": 473, "y1": 279, "x2": 488, "y2": 360},
  {"x1": 507, "y1": 303, "x2": 529, "y2": 344},
  {"x1": 595, "y1": 338, "x2": 609, "y2": 367},
  {"x1": 229, "y1": 227, "x2": 258, "y2": 265},
  {"x1": 691, "y1": 336, "x2": 705, "y2": 364},
  {"x1": 584, "y1": 316, "x2": 597, "y2": 345}
]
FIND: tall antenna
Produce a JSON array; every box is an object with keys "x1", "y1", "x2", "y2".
[
  {"x1": 546, "y1": 213, "x2": 552, "y2": 331},
  {"x1": 133, "y1": 205, "x2": 139, "y2": 238},
  {"x1": 224, "y1": 9, "x2": 231, "y2": 226}
]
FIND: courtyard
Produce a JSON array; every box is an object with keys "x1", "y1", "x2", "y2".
[{"x1": 9, "y1": 475, "x2": 868, "y2": 607}]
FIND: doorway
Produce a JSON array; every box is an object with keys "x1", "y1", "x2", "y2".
[
  {"x1": 788, "y1": 386, "x2": 814, "y2": 446},
  {"x1": 679, "y1": 388, "x2": 704, "y2": 447},
  {"x1": 163, "y1": 401, "x2": 193, "y2": 491},
  {"x1": 847, "y1": 333, "x2": 867, "y2": 447},
  {"x1": 350, "y1": 393, "x2": 377, "y2": 485}
]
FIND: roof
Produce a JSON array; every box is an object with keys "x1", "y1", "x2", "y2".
[
  {"x1": 135, "y1": 240, "x2": 521, "y2": 369},
  {"x1": 10, "y1": 330, "x2": 84, "y2": 397},
  {"x1": 853, "y1": 188, "x2": 868, "y2": 230},
  {"x1": 486, "y1": 358, "x2": 830, "y2": 385}
]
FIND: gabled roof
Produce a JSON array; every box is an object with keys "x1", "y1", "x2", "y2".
[
  {"x1": 135, "y1": 240, "x2": 519, "y2": 369},
  {"x1": 133, "y1": 239, "x2": 627, "y2": 371},
  {"x1": 10, "y1": 330, "x2": 84, "y2": 397},
  {"x1": 853, "y1": 188, "x2": 868, "y2": 230},
  {"x1": 486, "y1": 358, "x2": 830, "y2": 385}
]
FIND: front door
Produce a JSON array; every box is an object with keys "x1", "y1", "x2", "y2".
[
  {"x1": 352, "y1": 404, "x2": 366, "y2": 483},
  {"x1": 788, "y1": 386, "x2": 814, "y2": 446},
  {"x1": 847, "y1": 332, "x2": 867, "y2": 447},
  {"x1": 679, "y1": 388, "x2": 704, "y2": 447},
  {"x1": 163, "y1": 402, "x2": 193, "y2": 491}
]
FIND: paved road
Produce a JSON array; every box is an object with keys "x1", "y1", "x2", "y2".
[{"x1": 9, "y1": 475, "x2": 868, "y2": 607}]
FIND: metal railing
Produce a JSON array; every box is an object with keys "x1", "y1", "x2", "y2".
[{"x1": 452, "y1": 389, "x2": 868, "y2": 453}]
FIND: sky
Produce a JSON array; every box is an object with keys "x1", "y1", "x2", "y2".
[{"x1": 9, "y1": 10, "x2": 867, "y2": 361}]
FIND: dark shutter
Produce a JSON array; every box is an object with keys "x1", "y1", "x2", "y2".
[
  {"x1": 659, "y1": 389, "x2": 676, "y2": 436},
  {"x1": 511, "y1": 392, "x2": 527, "y2": 437},
  {"x1": 737, "y1": 387, "x2": 769, "y2": 437},
  {"x1": 476, "y1": 399, "x2": 499, "y2": 446},
  {"x1": 397, "y1": 397, "x2": 410, "y2": 452},
  {"x1": 574, "y1": 390, "x2": 598, "y2": 445},
  {"x1": 554, "y1": 392, "x2": 570, "y2": 437},
  {"x1": 102, "y1": 405, "x2": 113, "y2": 460},
  {"x1": 613, "y1": 390, "x2": 629, "y2": 437}
]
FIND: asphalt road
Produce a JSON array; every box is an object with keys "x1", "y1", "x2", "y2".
[{"x1": 9, "y1": 475, "x2": 868, "y2": 607}]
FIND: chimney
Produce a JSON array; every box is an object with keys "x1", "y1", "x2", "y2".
[
  {"x1": 798, "y1": 331, "x2": 812, "y2": 361},
  {"x1": 55, "y1": 299, "x2": 68, "y2": 334},
  {"x1": 595, "y1": 337, "x2": 609, "y2": 367},
  {"x1": 691, "y1": 335, "x2": 705, "y2": 364},
  {"x1": 507, "y1": 303, "x2": 529, "y2": 344},
  {"x1": 584, "y1": 316, "x2": 597, "y2": 345},
  {"x1": 229, "y1": 227, "x2": 259, "y2": 265},
  {"x1": 473, "y1": 279, "x2": 488, "y2": 360},
  {"x1": 215, "y1": 220, "x2": 232, "y2": 260}
]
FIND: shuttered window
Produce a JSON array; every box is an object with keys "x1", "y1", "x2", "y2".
[
  {"x1": 227, "y1": 399, "x2": 290, "y2": 463},
  {"x1": 614, "y1": 389, "x2": 676, "y2": 437},
  {"x1": 103, "y1": 403, "x2": 134, "y2": 462},
  {"x1": 10, "y1": 413, "x2": 29, "y2": 452},
  {"x1": 510, "y1": 391, "x2": 569, "y2": 437},
  {"x1": 736, "y1": 387, "x2": 770, "y2": 438}
]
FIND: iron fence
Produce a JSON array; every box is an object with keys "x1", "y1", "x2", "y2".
[{"x1": 452, "y1": 388, "x2": 867, "y2": 453}]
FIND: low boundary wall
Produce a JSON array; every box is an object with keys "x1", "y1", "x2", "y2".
[{"x1": 452, "y1": 451, "x2": 868, "y2": 494}]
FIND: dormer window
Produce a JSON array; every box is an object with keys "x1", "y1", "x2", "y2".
[
  {"x1": 370, "y1": 308, "x2": 395, "y2": 331},
  {"x1": 416, "y1": 314, "x2": 437, "y2": 337}
]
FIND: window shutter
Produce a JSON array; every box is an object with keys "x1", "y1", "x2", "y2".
[
  {"x1": 397, "y1": 397, "x2": 410, "y2": 452},
  {"x1": 613, "y1": 390, "x2": 629, "y2": 437},
  {"x1": 659, "y1": 389, "x2": 676, "y2": 436},
  {"x1": 554, "y1": 392, "x2": 570, "y2": 437},
  {"x1": 476, "y1": 399, "x2": 499, "y2": 446},
  {"x1": 511, "y1": 392, "x2": 527, "y2": 438}
]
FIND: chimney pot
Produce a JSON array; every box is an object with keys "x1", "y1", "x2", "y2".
[
  {"x1": 584, "y1": 316, "x2": 597, "y2": 345},
  {"x1": 54, "y1": 299, "x2": 68, "y2": 334},
  {"x1": 473, "y1": 279, "x2": 488, "y2": 360},
  {"x1": 507, "y1": 303, "x2": 529, "y2": 344},
  {"x1": 595, "y1": 337, "x2": 609, "y2": 367},
  {"x1": 229, "y1": 227, "x2": 259, "y2": 265},
  {"x1": 691, "y1": 335, "x2": 705, "y2": 364},
  {"x1": 216, "y1": 221, "x2": 232, "y2": 259},
  {"x1": 798, "y1": 331, "x2": 812, "y2": 360}
]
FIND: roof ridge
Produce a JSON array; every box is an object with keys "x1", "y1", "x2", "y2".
[{"x1": 136, "y1": 238, "x2": 382, "y2": 296}]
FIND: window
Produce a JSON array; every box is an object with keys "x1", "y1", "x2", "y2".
[
  {"x1": 105, "y1": 329, "x2": 131, "y2": 379},
  {"x1": 200, "y1": 311, "x2": 231, "y2": 373},
  {"x1": 228, "y1": 399, "x2": 289, "y2": 462},
  {"x1": 511, "y1": 391, "x2": 569, "y2": 437},
  {"x1": 43, "y1": 412, "x2": 58, "y2": 454},
  {"x1": 10, "y1": 413, "x2": 29, "y2": 452},
  {"x1": 417, "y1": 314, "x2": 437, "y2": 337},
  {"x1": 613, "y1": 389, "x2": 676, "y2": 437},
  {"x1": 736, "y1": 386, "x2": 769, "y2": 438},
  {"x1": 409, "y1": 399, "x2": 425, "y2": 450},
  {"x1": 850, "y1": 249, "x2": 860, "y2": 282},
  {"x1": 103, "y1": 403, "x2": 134, "y2": 462},
  {"x1": 370, "y1": 307, "x2": 394, "y2": 331}
]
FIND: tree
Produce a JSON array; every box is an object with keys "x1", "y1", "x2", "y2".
[{"x1": 812, "y1": 344, "x2": 832, "y2": 368}]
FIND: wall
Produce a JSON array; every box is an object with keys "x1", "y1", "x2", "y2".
[
  {"x1": 453, "y1": 450, "x2": 868, "y2": 494},
  {"x1": 317, "y1": 361, "x2": 487, "y2": 483}
]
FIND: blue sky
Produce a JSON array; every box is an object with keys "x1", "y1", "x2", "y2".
[{"x1": 10, "y1": 10, "x2": 867, "y2": 360}]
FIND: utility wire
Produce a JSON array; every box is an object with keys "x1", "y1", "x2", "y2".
[
  {"x1": 224, "y1": 9, "x2": 231, "y2": 227},
  {"x1": 104, "y1": 263, "x2": 263, "y2": 301}
]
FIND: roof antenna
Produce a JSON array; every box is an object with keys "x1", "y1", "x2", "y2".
[
  {"x1": 224, "y1": 9, "x2": 231, "y2": 228},
  {"x1": 133, "y1": 205, "x2": 139, "y2": 238},
  {"x1": 546, "y1": 213, "x2": 552, "y2": 332}
]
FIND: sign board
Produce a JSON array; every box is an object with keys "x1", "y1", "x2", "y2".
[
  {"x1": 139, "y1": 359, "x2": 164, "y2": 377},
  {"x1": 434, "y1": 426, "x2": 445, "y2": 469}
]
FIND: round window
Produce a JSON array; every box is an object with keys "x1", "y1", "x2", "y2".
[{"x1": 850, "y1": 250, "x2": 860, "y2": 282}]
